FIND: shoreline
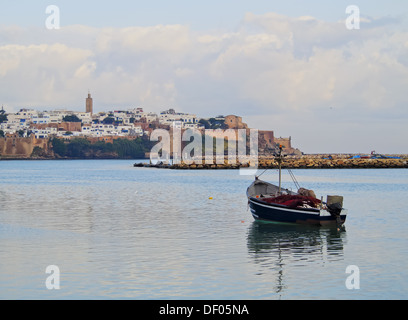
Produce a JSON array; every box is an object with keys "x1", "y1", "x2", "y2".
[{"x1": 2, "y1": 155, "x2": 408, "y2": 169}]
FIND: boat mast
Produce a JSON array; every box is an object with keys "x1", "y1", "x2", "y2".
[{"x1": 277, "y1": 145, "x2": 283, "y2": 194}]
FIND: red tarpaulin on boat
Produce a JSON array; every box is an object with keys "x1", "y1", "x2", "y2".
[{"x1": 261, "y1": 194, "x2": 321, "y2": 208}]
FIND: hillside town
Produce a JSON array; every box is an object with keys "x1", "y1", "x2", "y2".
[
  {"x1": 0, "y1": 93, "x2": 204, "y2": 139},
  {"x1": 0, "y1": 92, "x2": 298, "y2": 159}
]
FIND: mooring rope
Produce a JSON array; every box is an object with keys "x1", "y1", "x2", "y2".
[{"x1": 287, "y1": 168, "x2": 301, "y2": 191}]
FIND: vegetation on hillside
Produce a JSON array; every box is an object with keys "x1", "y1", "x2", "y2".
[
  {"x1": 50, "y1": 137, "x2": 154, "y2": 159},
  {"x1": 0, "y1": 109, "x2": 7, "y2": 124},
  {"x1": 62, "y1": 115, "x2": 82, "y2": 122}
]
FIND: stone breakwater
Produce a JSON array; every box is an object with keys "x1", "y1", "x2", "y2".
[{"x1": 135, "y1": 155, "x2": 408, "y2": 169}]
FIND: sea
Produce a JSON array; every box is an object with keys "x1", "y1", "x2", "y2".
[{"x1": 0, "y1": 159, "x2": 407, "y2": 300}]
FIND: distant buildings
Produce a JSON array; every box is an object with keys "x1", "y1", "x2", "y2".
[
  {"x1": 159, "y1": 108, "x2": 199, "y2": 128},
  {"x1": 0, "y1": 93, "x2": 204, "y2": 139},
  {"x1": 0, "y1": 93, "x2": 300, "y2": 156}
]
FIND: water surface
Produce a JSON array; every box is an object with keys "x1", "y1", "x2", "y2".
[{"x1": 0, "y1": 160, "x2": 407, "y2": 299}]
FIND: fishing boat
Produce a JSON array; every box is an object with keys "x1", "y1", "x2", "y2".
[{"x1": 247, "y1": 146, "x2": 348, "y2": 226}]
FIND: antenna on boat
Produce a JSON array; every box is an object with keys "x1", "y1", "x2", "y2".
[{"x1": 255, "y1": 144, "x2": 284, "y2": 186}]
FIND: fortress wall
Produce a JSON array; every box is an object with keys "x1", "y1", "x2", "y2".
[{"x1": 0, "y1": 134, "x2": 50, "y2": 158}]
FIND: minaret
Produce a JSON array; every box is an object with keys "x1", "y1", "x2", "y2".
[{"x1": 86, "y1": 91, "x2": 93, "y2": 114}]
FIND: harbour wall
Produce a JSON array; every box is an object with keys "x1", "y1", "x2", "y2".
[{"x1": 135, "y1": 155, "x2": 408, "y2": 169}]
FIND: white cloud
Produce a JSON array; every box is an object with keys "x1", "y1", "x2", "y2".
[{"x1": 0, "y1": 12, "x2": 407, "y2": 153}]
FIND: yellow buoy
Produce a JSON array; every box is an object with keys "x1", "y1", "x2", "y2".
[{"x1": 209, "y1": 197, "x2": 213, "y2": 200}]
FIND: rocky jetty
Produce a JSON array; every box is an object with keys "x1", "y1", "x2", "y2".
[
  {"x1": 257, "y1": 156, "x2": 408, "y2": 169},
  {"x1": 134, "y1": 155, "x2": 408, "y2": 169}
]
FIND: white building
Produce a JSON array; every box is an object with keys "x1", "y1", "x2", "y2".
[
  {"x1": 32, "y1": 127, "x2": 58, "y2": 139},
  {"x1": 1, "y1": 106, "x2": 206, "y2": 138},
  {"x1": 159, "y1": 109, "x2": 199, "y2": 128},
  {"x1": 31, "y1": 113, "x2": 51, "y2": 124},
  {"x1": 144, "y1": 112, "x2": 159, "y2": 123},
  {"x1": 80, "y1": 123, "x2": 141, "y2": 137},
  {"x1": 75, "y1": 112, "x2": 92, "y2": 124}
]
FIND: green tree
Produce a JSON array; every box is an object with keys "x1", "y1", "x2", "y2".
[
  {"x1": 31, "y1": 146, "x2": 46, "y2": 157},
  {"x1": 0, "y1": 129, "x2": 4, "y2": 137},
  {"x1": 66, "y1": 138, "x2": 91, "y2": 158},
  {"x1": 0, "y1": 109, "x2": 7, "y2": 124},
  {"x1": 201, "y1": 117, "x2": 228, "y2": 130},
  {"x1": 51, "y1": 136, "x2": 153, "y2": 159},
  {"x1": 112, "y1": 138, "x2": 149, "y2": 158},
  {"x1": 198, "y1": 119, "x2": 210, "y2": 129},
  {"x1": 62, "y1": 115, "x2": 82, "y2": 122},
  {"x1": 91, "y1": 140, "x2": 114, "y2": 154},
  {"x1": 50, "y1": 137, "x2": 67, "y2": 156},
  {"x1": 209, "y1": 119, "x2": 228, "y2": 129},
  {"x1": 102, "y1": 117, "x2": 115, "y2": 124}
]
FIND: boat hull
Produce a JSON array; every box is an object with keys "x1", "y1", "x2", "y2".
[{"x1": 248, "y1": 197, "x2": 347, "y2": 226}]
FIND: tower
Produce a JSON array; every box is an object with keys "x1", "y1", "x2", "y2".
[{"x1": 86, "y1": 91, "x2": 93, "y2": 114}]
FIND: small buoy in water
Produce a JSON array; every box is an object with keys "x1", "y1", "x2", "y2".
[
  {"x1": 209, "y1": 197, "x2": 213, "y2": 200},
  {"x1": 241, "y1": 220, "x2": 245, "y2": 223}
]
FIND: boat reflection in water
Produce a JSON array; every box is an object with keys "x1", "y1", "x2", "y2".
[{"x1": 246, "y1": 221, "x2": 347, "y2": 296}]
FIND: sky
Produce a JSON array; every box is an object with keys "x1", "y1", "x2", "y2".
[{"x1": 0, "y1": 0, "x2": 407, "y2": 154}]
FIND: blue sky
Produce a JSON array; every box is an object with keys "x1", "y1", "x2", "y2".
[
  {"x1": 1, "y1": 0, "x2": 407, "y2": 29},
  {"x1": 0, "y1": 1, "x2": 407, "y2": 153}
]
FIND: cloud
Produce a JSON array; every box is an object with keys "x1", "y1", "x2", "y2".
[
  {"x1": 0, "y1": 43, "x2": 94, "y2": 105},
  {"x1": 0, "y1": 12, "x2": 407, "y2": 153}
]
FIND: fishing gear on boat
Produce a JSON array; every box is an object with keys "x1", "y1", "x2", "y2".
[{"x1": 246, "y1": 144, "x2": 348, "y2": 226}]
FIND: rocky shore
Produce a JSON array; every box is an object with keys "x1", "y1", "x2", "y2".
[{"x1": 135, "y1": 155, "x2": 408, "y2": 169}]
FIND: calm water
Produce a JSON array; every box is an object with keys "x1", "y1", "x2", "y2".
[{"x1": 0, "y1": 160, "x2": 407, "y2": 300}]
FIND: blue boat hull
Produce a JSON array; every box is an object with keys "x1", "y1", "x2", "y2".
[{"x1": 248, "y1": 197, "x2": 347, "y2": 226}]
